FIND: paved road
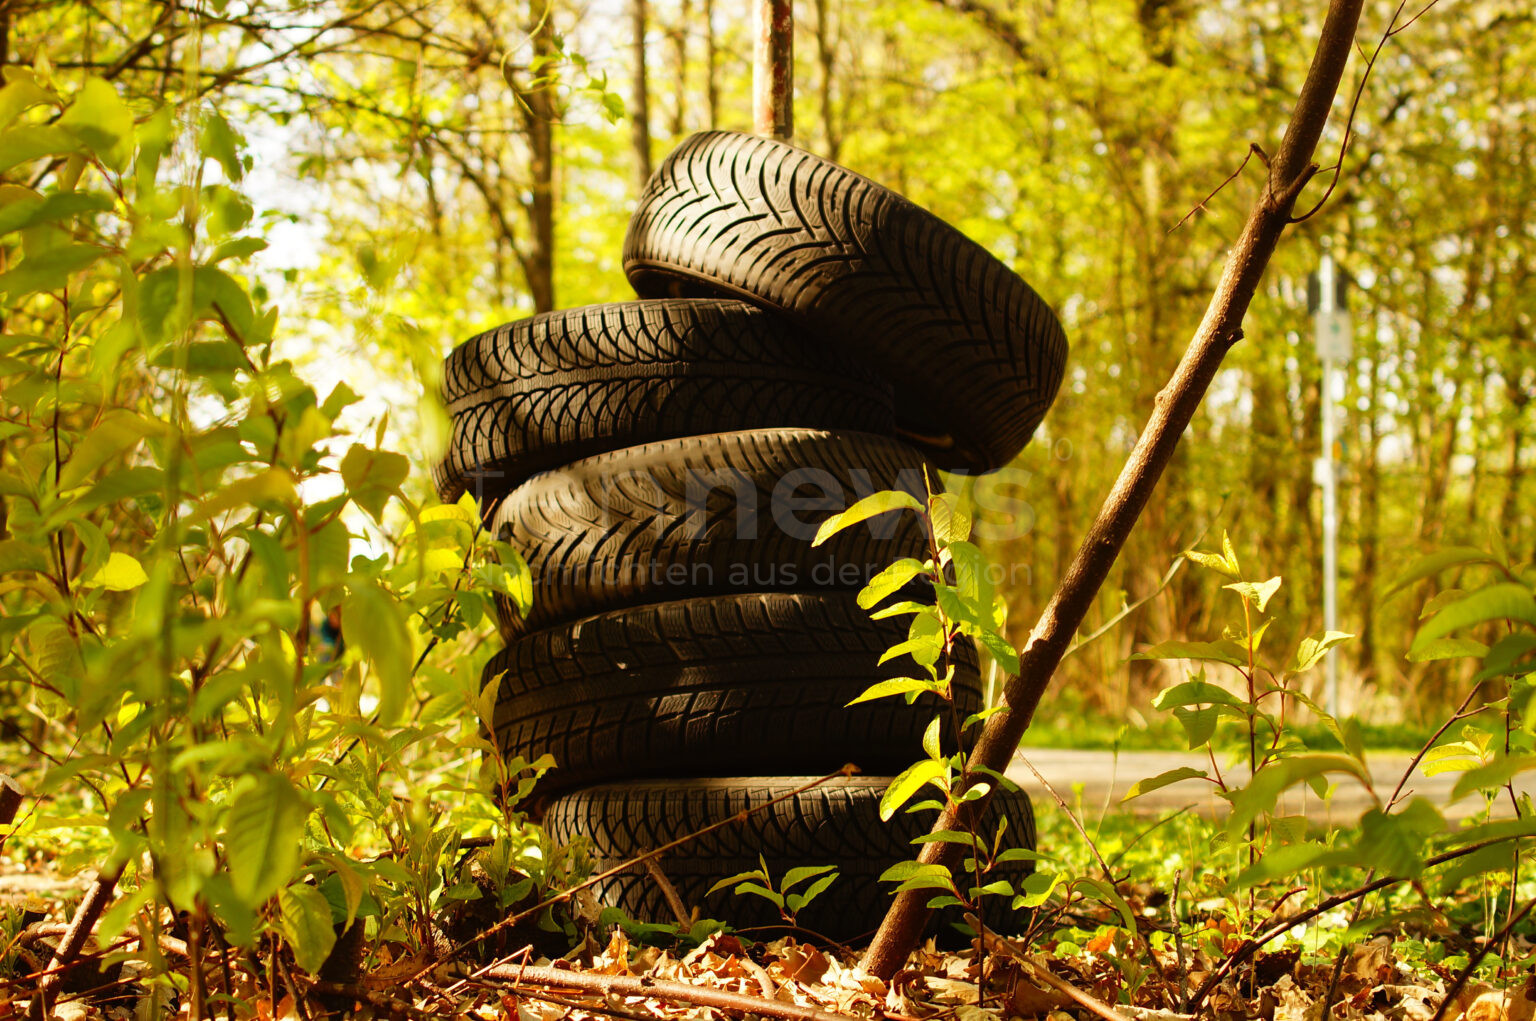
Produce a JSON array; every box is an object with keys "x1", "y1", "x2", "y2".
[{"x1": 1006, "y1": 747, "x2": 1522, "y2": 822}]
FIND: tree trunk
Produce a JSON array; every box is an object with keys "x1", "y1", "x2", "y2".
[
  {"x1": 669, "y1": 0, "x2": 690, "y2": 137},
  {"x1": 812, "y1": 0, "x2": 839, "y2": 160},
  {"x1": 703, "y1": 0, "x2": 719, "y2": 126},
  {"x1": 631, "y1": 0, "x2": 653, "y2": 191},
  {"x1": 1353, "y1": 310, "x2": 1382, "y2": 679},
  {"x1": 519, "y1": 1, "x2": 557, "y2": 312},
  {"x1": 860, "y1": 0, "x2": 1369, "y2": 977}
]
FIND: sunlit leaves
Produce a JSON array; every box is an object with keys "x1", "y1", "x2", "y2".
[
  {"x1": 81, "y1": 551, "x2": 147, "y2": 590},
  {"x1": 225, "y1": 773, "x2": 311, "y2": 908},
  {"x1": 812, "y1": 489, "x2": 922, "y2": 547},
  {"x1": 57, "y1": 77, "x2": 135, "y2": 172},
  {"x1": 279, "y1": 883, "x2": 338, "y2": 972}
]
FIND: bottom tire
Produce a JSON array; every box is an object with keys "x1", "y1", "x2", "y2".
[{"x1": 542, "y1": 776, "x2": 1036, "y2": 943}]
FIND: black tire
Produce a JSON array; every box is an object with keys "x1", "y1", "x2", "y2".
[
  {"x1": 542, "y1": 776, "x2": 1036, "y2": 942},
  {"x1": 483, "y1": 592, "x2": 984, "y2": 794},
  {"x1": 435, "y1": 300, "x2": 896, "y2": 504},
  {"x1": 489, "y1": 430, "x2": 931, "y2": 636},
  {"x1": 623, "y1": 131, "x2": 1069, "y2": 474}
]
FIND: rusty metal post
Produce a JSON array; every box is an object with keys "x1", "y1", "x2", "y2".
[{"x1": 753, "y1": 0, "x2": 793, "y2": 141}]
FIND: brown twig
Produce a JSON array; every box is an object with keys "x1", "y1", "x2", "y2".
[
  {"x1": 477, "y1": 962, "x2": 860, "y2": 1021},
  {"x1": 28, "y1": 862, "x2": 123, "y2": 1021},
  {"x1": 641, "y1": 857, "x2": 692, "y2": 928},
  {"x1": 860, "y1": 0, "x2": 1371, "y2": 978},
  {"x1": 1426, "y1": 894, "x2": 1536, "y2": 1021},
  {"x1": 1169, "y1": 144, "x2": 1266, "y2": 234},
  {"x1": 969, "y1": 917, "x2": 1125, "y2": 1021},
  {"x1": 1290, "y1": 0, "x2": 1445, "y2": 223}
]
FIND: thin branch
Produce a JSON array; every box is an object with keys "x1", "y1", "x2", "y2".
[
  {"x1": 1291, "y1": 0, "x2": 1444, "y2": 223},
  {"x1": 475, "y1": 962, "x2": 863, "y2": 1021},
  {"x1": 1169, "y1": 144, "x2": 1266, "y2": 234}
]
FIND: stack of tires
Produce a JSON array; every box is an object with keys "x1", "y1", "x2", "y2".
[{"x1": 436, "y1": 132, "x2": 1067, "y2": 941}]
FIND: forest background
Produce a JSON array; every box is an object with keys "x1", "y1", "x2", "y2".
[{"x1": 4, "y1": 0, "x2": 1534, "y2": 735}]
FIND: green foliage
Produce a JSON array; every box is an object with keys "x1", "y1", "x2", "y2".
[
  {"x1": 0, "y1": 76, "x2": 547, "y2": 987},
  {"x1": 823, "y1": 485, "x2": 1036, "y2": 925},
  {"x1": 706, "y1": 857, "x2": 840, "y2": 924}
]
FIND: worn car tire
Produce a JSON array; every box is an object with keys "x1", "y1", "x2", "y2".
[
  {"x1": 489, "y1": 429, "x2": 931, "y2": 636},
  {"x1": 542, "y1": 776, "x2": 1036, "y2": 941},
  {"x1": 483, "y1": 592, "x2": 982, "y2": 794},
  {"x1": 623, "y1": 131, "x2": 1068, "y2": 473},
  {"x1": 435, "y1": 299, "x2": 895, "y2": 504}
]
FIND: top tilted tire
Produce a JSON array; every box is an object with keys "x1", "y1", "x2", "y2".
[{"x1": 623, "y1": 130, "x2": 1069, "y2": 474}]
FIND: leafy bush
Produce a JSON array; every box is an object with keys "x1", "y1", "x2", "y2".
[{"x1": 0, "y1": 73, "x2": 557, "y2": 999}]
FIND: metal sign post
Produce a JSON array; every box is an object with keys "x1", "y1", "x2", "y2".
[
  {"x1": 1311, "y1": 253, "x2": 1350, "y2": 718},
  {"x1": 754, "y1": 0, "x2": 793, "y2": 141}
]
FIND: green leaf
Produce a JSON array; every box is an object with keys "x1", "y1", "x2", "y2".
[
  {"x1": 1478, "y1": 633, "x2": 1536, "y2": 681},
  {"x1": 881, "y1": 760, "x2": 947, "y2": 821},
  {"x1": 1227, "y1": 754, "x2": 1369, "y2": 836},
  {"x1": 1408, "y1": 637, "x2": 1490, "y2": 663},
  {"x1": 58, "y1": 78, "x2": 134, "y2": 171},
  {"x1": 929, "y1": 491, "x2": 972, "y2": 545},
  {"x1": 58, "y1": 410, "x2": 157, "y2": 489},
  {"x1": 878, "y1": 859, "x2": 946, "y2": 884},
  {"x1": 81, "y1": 551, "x2": 147, "y2": 591},
  {"x1": 1450, "y1": 754, "x2": 1536, "y2": 802},
  {"x1": 1290, "y1": 630, "x2": 1354, "y2": 674},
  {"x1": 857, "y1": 558, "x2": 926, "y2": 609},
  {"x1": 1182, "y1": 545, "x2": 1237, "y2": 578},
  {"x1": 200, "y1": 111, "x2": 245, "y2": 182},
  {"x1": 781, "y1": 865, "x2": 836, "y2": 893},
  {"x1": 812, "y1": 490, "x2": 922, "y2": 547},
  {"x1": 786, "y1": 872, "x2": 838, "y2": 913},
  {"x1": 0, "y1": 189, "x2": 114, "y2": 235},
  {"x1": 1225, "y1": 576, "x2": 1282, "y2": 612},
  {"x1": 279, "y1": 884, "x2": 338, "y2": 974},
  {"x1": 210, "y1": 237, "x2": 269, "y2": 264},
  {"x1": 911, "y1": 829, "x2": 985, "y2": 845},
  {"x1": 1421, "y1": 741, "x2": 1483, "y2": 777},
  {"x1": 1015, "y1": 870, "x2": 1062, "y2": 908},
  {"x1": 1074, "y1": 876, "x2": 1137, "y2": 931},
  {"x1": 224, "y1": 773, "x2": 310, "y2": 907},
  {"x1": 1388, "y1": 546, "x2": 1501, "y2": 596},
  {"x1": 846, "y1": 677, "x2": 940, "y2": 707},
  {"x1": 1134, "y1": 640, "x2": 1249, "y2": 668},
  {"x1": 341, "y1": 444, "x2": 410, "y2": 522},
  {"x1": 0, "y1": 125, "x2": 85, "y2": 174},
  {"x1": 1354, "y1": 800, "x2": 1444, "y2": 879},
  {"x1": 0, "y1": 244, "x2": 104, "y2": 299},
  {"x1": 1413, "y1": 584, "x2": 1536, "y2": 653},
  {"x1": 0, "y1": 539, "x2": 50, "y2": 575},
  {"x1": 0, "y1": 77, "x2": 53, "y2": 129},
  {"x1": 342, "y1": 580, "x2": 412, "y2": 721},
  {"x1": 1123, "y1": 767, "x2": 1209, "y2": 801},
  {"x1": 921, "y1": 715, "x2": 943, "y2": 761},
  {"x1": 1151, "y1": 678, "x2": 1242, "y2": 710},
  {"x1": 706, "y1": 868, "x2": 768, "y2": 897},
  {"x1": 975, "y1": 628, "x2": 1019, "y2": 674}
]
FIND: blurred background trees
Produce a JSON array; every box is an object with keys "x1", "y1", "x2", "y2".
[{"x1": 4, "y1": 0, "x2": 1532, "y2": 727}]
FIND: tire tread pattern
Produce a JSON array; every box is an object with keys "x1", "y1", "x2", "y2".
[
  {"x1": 543, "y1": 776, "x2": 1036, "y2": 940},
  {"x1": 623, "y1": 132, "x2": 1069, "y2": 472},
  {"x1": 484, "y1": 592, "x2": 983, "y2": 792},
  {"x1": 489, "y1": 429, "x2": 931, "y2": 635},
  {"x1": 436, "y1": 299, "x2": 895, "y2": 503}
]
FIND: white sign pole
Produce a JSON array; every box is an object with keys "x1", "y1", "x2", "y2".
[{"x1": 1314, "y1": 253, "x2": 1346, "y2": 718}]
